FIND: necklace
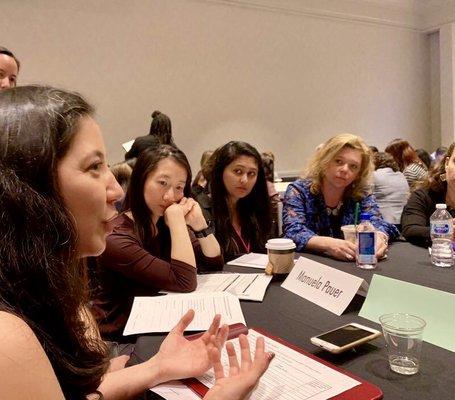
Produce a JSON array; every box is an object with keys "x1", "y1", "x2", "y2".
[{"x1": 326, "y1": 201, "x2": 343, "y2": 216}]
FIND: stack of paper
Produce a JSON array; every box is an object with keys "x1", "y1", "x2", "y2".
[{"x1": 123, "y1": 292, "x2": 246, "y2": 335}]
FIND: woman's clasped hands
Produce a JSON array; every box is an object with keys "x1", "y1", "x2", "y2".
[{"x1": 164, "y1": 197, "x2": 208, "y2": 231}]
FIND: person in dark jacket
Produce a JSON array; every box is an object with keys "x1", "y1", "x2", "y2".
[{"x1": 402, "y1": 142, "x2": 455, "y2": 247}]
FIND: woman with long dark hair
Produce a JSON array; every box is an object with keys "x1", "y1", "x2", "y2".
[
  {"x1": 92, "y1": 145, "x2": 224, "y2": 339},
  {"x1": 196, "y1": 141, "x2": 272, "y2": 261},
  {"x1": 402, "y1": 142, "x2": 455, "y2": 247},
  {"x1": 0, "y1": 85, "x2": 271, "y2": 399}
]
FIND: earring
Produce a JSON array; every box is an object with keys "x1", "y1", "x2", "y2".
[{"x1": 440, "y1": 173, "x2": 446, "y2": 182}]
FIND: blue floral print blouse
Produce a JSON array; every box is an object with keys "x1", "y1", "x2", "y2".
[{"x1": 283, "y1": 178, "x2": 399, "y2": 251}]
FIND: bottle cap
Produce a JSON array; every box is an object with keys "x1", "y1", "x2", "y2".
[
  {"x1": 436, "y1": 203, "x2": 447, "y2": 209},
  {"x1": 360, "y1": 213, "x2": 371, "y2": 221}
]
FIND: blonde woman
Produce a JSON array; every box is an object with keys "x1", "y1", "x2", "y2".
[{"x1": 283, "y1": 133, "x2": 399, "y2": 261}]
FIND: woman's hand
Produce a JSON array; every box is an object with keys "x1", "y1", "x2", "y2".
[
  {"x1": 376, "y1": 232, "x2": 389, "y2": 259},
  {"x1": 153, "y1": 310, "x2": 229, "y2": 382},
  {"x1": 181, "y1": 198, "x2": 208, "y2": 232},
  {"x1": 203, "y1": 335, "x2": 274, "y2": 400},
  {"x1": 324, "y1": 238, "x2": 357, "y2": 261},
  {"x1": 163, "y1": 202, "x2": 186, "y2": 226}
]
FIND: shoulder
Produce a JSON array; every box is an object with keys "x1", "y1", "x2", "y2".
[
  {"x1": 286, "y1": 178, "x2": 312, "y2": 196},
  {"x1": 0, "y1": 312, "x2": 63, "y2": 398},
  {"x1": 410, "y1": 187, "x2": 432, "y2": 201},
  {"x1": 106, "y1": 214, "x2": 139, "y2": 244}
]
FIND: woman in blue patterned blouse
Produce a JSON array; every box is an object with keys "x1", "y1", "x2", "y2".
[{"x1": 283, "y1": 133, "x2": 399, "y2": 261}]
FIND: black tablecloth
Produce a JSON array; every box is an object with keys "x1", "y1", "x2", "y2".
[{"x1": 130, "y1": 242, "x2": 455, "y2": 399}]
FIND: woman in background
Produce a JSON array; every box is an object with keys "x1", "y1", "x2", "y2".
[
  {"x1": 149, "y1": 109, "x2": 175, "y2": 146},
  {"x1": 124, "y1": 110, "x2": 174, "y2": 162},
  {"x1": 0, "y1": 85, "x2": 271, "y2": 399},
  {"x1": 196, "y1": 141, "x2": 272, "y2": 261},
  {"x1": 92, "y1": 145, "x2": 223, "y2": 339},
  {"x1": 0, "y1": 46, "x2": 19, "y2": 90},
  {"x1": 373, "y1": 152, "x2": 409, "y2": 229},
  {"x1": 262, "y1": 151, "x2": 281, "y2": 237},
  {"x1": 402, "y1": 143, "x2": 455, "y2": 247},
  {"x1": 283, "y1": 133, "x2": 399, "y2": 261},
  {"x1": 109, "y1": 162, "x2": 133, "y2": 211},
  {"x1": 385, "y1": 139, "x2": 428, "y2": 189},
  {"x1": 192, "y1": 149, "x2": 214, "y2": 196}
]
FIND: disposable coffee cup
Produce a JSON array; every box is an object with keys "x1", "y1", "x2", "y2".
[
  {"x1": 379, "y1": 313, "x2": 426, "y2": 375},
  {"x1": 341, "y1": 225, "x2": 357, "y2": 244},
  {"x1": 265, "y1": 238, "x2": 296, "y2": 276}
]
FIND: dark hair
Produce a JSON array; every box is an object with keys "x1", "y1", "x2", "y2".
[
  {"x1": 416, "y1": 148, "x2": 431, "y2": 169},
  {"x1": 374, "y1": 152, "x2": 399, "y2": 172},
  {"x1": 0, "y1": 86, "x2": 108, "y2": 398},
  {"x1": 435, "y1": 146, "x2": 448, "y2": 157},
  {"x1": 149, "y1": 110, "x2": 174, "y2": 145},
  {"x1": 369, "y1": 145, "x2": 379, "y2": 153},
  {"x1": 110, "y1": 162, "x2": 132, "y2": 193},
  {"x1": 124, "y1": 134, "x2": 160, "y2": 160},
  {"x1": 0, "y1": 45, "x2": 20, "y2": 71},
  {"x1": 385, "y1": 139, "x2": 423, "y2": 171},
  {"x1": 123, "y1": 145, "x2": 191, "y2": 249},
  {"x1": 208, "y1": 141, "x2": 272, "y2": 258},
  {"x1": 261, "y1": 152, "x2": 275, "y2": 183},
  {"x1": 424, "y1": 142, "x2": 455, "y2": 193}
]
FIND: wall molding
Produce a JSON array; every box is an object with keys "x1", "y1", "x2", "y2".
[{"x1": 198, "y1": 0, "x2": 455, "y2": 33}]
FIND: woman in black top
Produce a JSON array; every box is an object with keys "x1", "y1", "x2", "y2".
[
  {"x1": 402, "y1": 142, "x2": 455, "y2": 247},
  {"x1": 195, "y1": 141, "x2": 272, "y2": 261}
]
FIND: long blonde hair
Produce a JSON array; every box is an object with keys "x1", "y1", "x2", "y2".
[{"x1": 305, "y1": 133, "x2": 374, "y2": 200}]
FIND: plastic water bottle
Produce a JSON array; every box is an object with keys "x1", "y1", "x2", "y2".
[
  {"x1": 430, "y1": 204, "x2": 453, "y2": 268},
  {"x1": 356, "y1": 213, "x2": 377, "y2": 269}
]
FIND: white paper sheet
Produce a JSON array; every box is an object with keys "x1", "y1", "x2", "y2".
[
  {"x1": 123, "y1": 292, "x2": 246, "y2": 335},
  {"x1": 198, "y1": 329, "x2": 360, "y2": 400},
  {"x1": 150, "y1": 380, "x2": 201, "y2": 400},
  {"x1": 163, "y1": 273, "x2": 273, "y2": 302},
  {"x1": 226, "y1": 253, "x2": 270, "y2": 269},
  {"x1": 122, "y1": 139, "x2": 135, "y2": 152}
]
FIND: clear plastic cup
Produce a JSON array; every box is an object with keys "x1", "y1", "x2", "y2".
[
  {"x1": 341, "y1": 225, "x2": 357, "y2": 244},
  {"x1": 379, "y1": 313, "x2": 426, "y2": 375}
]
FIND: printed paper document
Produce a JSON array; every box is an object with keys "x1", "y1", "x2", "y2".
[
  {"x1": 123, "y1": 292, "x2": 246, "y2": 335},
  {"x1": 198, "y1": 329, "x2": 360, "y2": 400},
  {"x1": 163, "y1": 273, "x2": 272, "y2": 302},
  {"x1": 227, "y1": 253, "x2": 269, "y2": 269}
]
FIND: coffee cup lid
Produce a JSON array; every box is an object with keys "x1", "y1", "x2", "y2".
[{"x1": 265, "y1": 238, "x2": 296, "y2": 250}]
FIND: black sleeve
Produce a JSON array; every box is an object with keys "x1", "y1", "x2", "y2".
[{"x1": 401, "y1": 189, "x2": 433, "y2": 248}]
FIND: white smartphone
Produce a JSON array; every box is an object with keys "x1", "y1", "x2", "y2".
[{"x1": 310, "y1": 323, "x2": 381, "y2": 354}]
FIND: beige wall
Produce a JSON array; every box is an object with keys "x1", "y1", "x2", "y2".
[{"x1": 2, "y1": 0, "x2": 431, "y2": 174}]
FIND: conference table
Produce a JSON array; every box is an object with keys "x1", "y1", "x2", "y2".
[{"x1": 131, "y1": 242, "x2": 455, "y2": 399}]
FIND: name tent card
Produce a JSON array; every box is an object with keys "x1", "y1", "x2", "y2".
[{"x1": 281, "y1": 257, "x2": 368, "y2": 315}]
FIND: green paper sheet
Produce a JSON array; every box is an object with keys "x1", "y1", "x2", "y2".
[{"x1": 359, "y1": 274, "x2": 455, "y2": 352}]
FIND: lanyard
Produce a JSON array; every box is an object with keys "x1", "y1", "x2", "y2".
[{"x1": 233, "y1": 224, "x2": 251, "y2": 253}]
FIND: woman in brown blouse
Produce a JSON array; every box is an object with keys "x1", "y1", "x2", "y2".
[{"x1": 91, "y1": 145, "x2": 224, "y2": 339}]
